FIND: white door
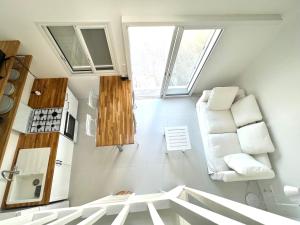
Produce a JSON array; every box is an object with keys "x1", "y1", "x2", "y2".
[
  {"x1": 57, "y1": 134, "x2": 74, "y2": 165},
  {"x1": 162, "y1": 28, "x2": 222, "y2": 96},
  {"x1": 50, "y1": 163, "x2": 72, "y2": 202}
]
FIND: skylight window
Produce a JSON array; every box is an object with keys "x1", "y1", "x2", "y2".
[{"x1": 42, "y1": 24, "x2": 116, "y2": 74}]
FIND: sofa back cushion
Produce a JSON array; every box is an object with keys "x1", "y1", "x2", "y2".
[
  {"x1": 207, "y1": 87, "x2": 239, "y2": 110},
  {"x1": 237, "y1": 122, "x2": 275, "y2": 154},
  {"x1": 231, "y1": 95, "x2": 262, "y2": 127},
  {"x1": 224, "y1": 153, "x2": 271, "y2": 176},
  {"x1": 204, "y1": 108, "x2": 237, "y2": 133}
]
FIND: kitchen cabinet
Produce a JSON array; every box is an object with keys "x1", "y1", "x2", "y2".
[
  {"x1": 49, "y1": 134, "x2": 74, "y2": 202},
  {"x1": 56, "y1": 134, "x2": 74, "y2": 165},
  {"x1": 65, "y1": 87, "x2": 78, "y2": 119},
  {"x1": 49, "y1": 163, "x2": 71, "y2": 202}
]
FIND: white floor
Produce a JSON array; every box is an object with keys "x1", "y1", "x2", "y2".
[{"x1": 69, "y1": 97, "x2": 264, "y2": 208}]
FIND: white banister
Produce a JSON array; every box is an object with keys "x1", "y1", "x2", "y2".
[
  {"x1": 171, "y1": 197, "x2": 244, "y2": 225},
  {"x1": 111, "y1": 205, "x2": 130, "y2": 225},
  {"x1": 184, "y1": 187, "x2": 300, "y2": 225},
  {"x1": 47, "y1": 209, "x2": 82, "y2": 225},
  {"x1": 147, "y1": 202, "x2": 165, "y2": 225},
  {"x1": 26, "y1": 212, "x2": 58, "y2": 225},
  {"x1": 0, "y1": 186, "x2": 299, "y2": 225},
  {"x1": 77, "y1": 208, "x2": 106, "y2": 225}
]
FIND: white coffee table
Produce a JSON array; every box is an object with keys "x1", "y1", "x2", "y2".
[{"x1": 164, "y1": 126, "x2": 191, "y2": 153}]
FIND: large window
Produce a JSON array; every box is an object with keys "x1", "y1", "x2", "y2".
[
  {"x1": 127, "y1": 26, "x2": 222, "y2": 97},
  {"x1": 163, "y1": 28, "x2": 222, "y2": 96},
  {"x1": 43, "y1": 24, "x2": 116, "y2": 74}
]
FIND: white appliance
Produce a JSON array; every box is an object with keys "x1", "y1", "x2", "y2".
[
  {"x1": 60, "y1": 87, "x2": 79, "y2": 143},
  {"x1": 50, "y1": 134, "x2": 74, "y2": 202}
]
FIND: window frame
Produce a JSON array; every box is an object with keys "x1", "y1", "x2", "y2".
[{"x1": 40, "y1": 22, "x2": 118, "y2": 75}]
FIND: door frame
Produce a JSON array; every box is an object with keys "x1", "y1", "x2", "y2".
[
  {"x1": 162, "y1": 28, "x2": 223, "y2": 98},
  {"x1": 122, "y1": 21, "x2": 223, "y2": 97}
]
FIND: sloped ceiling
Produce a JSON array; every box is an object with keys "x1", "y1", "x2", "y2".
[{"x1": 0, "y1": 0, "x2": 298, "y2": 97}]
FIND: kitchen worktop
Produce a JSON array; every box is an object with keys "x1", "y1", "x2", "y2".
[
  {"x1": 28, "y1": 78, "x2": 68, "y2": 108},
  {"x1": 2, "y1": 133, "x2": 60, "y2": 209},
  {"x1": 96, "y1": 76, "x2": 134, "y2": 146}
]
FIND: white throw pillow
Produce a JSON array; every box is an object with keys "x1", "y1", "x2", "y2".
[
  {"x1": 237, "y1": 122, "x2": 275, "y2": 154},
  {"x1": 224, "y1": 153, "x2": 271, "y2": 176},
  {"x1": 199, "y1": 90, "x2": 211, "y2": 102},
  {"x1": 205, "y1": 109, "x2": 237, "y2": 133},
  {"x1": 207, "y1": 87, "x2": 239, "y2": 110},
  {"x1": 231, "y1": 95, "x2": 262, "y2": 127},
  {"x1": 208, "y1": 133, "x2": 241, "y2": 157}
]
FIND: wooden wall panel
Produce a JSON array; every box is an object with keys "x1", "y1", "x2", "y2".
[
  {"x1": 0, "y1": 55, "x2": 32, "y2": 168},
  {"x1": 0, "y1": 40, "x2": 20, "y2": 100}
]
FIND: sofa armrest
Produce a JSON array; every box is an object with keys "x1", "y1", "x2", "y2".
[{"x1": 210, "y1": 170, "x2": 275, "y2": 182}]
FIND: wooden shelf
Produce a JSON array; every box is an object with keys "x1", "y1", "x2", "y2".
[
  {"x1": 0, "y1": 55, "x2": 32, "y2": 168},
  {"x1": 0, "y1": 41, "x2": 21, "y2": 101}
]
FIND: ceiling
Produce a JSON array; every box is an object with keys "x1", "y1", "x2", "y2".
[{"x1": 0, "y1": 0, "x2": 298, "y2": 98}]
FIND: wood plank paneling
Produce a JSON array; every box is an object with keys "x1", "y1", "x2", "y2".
[
  {"x1": 2, "y1": 133, "x2": 60, "y2": 209},
  {"x1": 96, "y1": 76, "x2": 134, "y2": 146},
  {"x1": 0, "y1": 55, "x2": 32, "y2": 168},
  {"x1": 28, "y1": 78, "x2": 68, "y2": 108},
  {"x1": 0, "y1": 40, "x2": 20, "y2": 101}
]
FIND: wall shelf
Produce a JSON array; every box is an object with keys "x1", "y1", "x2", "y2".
[
  {"x1": 0, "y1": 41, "x2": 20, "y2": 100},
  {"x1": 0, "y1": 54, "x2": 32, "y2": 167}
]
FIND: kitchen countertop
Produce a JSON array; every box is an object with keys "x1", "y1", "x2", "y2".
[{"x1": 2, "y1": 133, "x2": 60, "y2": 209}]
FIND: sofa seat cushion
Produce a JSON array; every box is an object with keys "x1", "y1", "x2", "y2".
[
  {"x1": 237, "y1": 122, "x2": 275, "y2": 154},
  {"x1": 207, "y1": 87, "x2": 239, "y2": 110},
  {"x1": 204, "y1": 108, "x2": 237, "y2": 134},
  {"x1": 253, "y1": 153, "x2": 272, "y2": 169},
  {"x1": 207, "y1": 133, "x2": 242, "y2": 172},
  {"x1": 224, "y1": 153, "x2": 272, "y2": 176},
  {"x1": 208, "y1": 133, "x2": 242, "y2": 157},
  {"x1": 231, "y1": 95, "x2": 262, "y2": 127}
]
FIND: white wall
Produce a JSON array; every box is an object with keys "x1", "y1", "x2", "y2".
[
  {"x1": 234, "y1": 8, "x2": 300, "y2": 218},
  {"x1": 0, "y1": 0, "x2": 297, "y2": 98}
]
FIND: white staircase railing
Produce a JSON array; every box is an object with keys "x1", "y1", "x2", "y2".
[{"x1": 0, "y1": 186, "x2": 299, "y2": 225}]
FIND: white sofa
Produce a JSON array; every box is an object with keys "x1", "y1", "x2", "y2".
[{"x1": 196, "y1": 87, "x2": 275, "y2": 182}]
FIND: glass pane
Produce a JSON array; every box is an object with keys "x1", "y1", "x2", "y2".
[
  {"x1": 166, "y1": 29, "x2": 215, "y2": 95},
  {"x1": 128, "y1": 26, "x2": 175, "y2": 97},
  {"x1": 47, "y1": 26, "x2": 91, "y2": 72},
  {"x1": 80, "y1": 28, "x2": 113, "y2": 70}
]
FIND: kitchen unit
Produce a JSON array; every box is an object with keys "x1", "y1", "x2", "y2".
[
  {"x1": 13, "y1": 86, "x2": 79, "y2": 142},
  {"x1": 2, "y1": 78, "x2": 78, "y2": 209}
]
